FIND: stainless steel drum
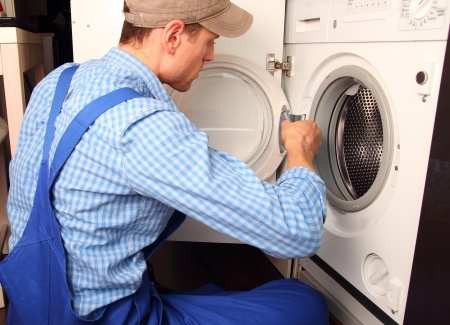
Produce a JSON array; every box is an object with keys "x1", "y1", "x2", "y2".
[
  {"x1": 312, "y1": 66, "x2": 394, "y2": 212},
  {"x1": 336, "y1": 86, "x2": 383, "y2": 199}
]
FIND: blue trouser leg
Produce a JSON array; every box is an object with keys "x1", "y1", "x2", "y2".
[{"x1": 159, "y1": 279, "x2": 329, "y2": 325}]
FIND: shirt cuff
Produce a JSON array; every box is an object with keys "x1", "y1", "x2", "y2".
[{"x1": 276, "y1": 166, "x2": 325, "y2": 186}]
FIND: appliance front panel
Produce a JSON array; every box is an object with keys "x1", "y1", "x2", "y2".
[
  {"x1": 284, "y1": 41, "x2": 447, "y2": 324},
  {"x1": 284, "y1": 0, "x2": 450, "y2": 323}
]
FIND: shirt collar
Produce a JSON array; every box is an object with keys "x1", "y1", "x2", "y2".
[{"x1": 102, "y1": 47, "x2": 173, "y2": 104}]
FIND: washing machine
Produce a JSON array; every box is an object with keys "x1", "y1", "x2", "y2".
[
  {"x1": 71, "y1": 1, "x2": 450, "y2": 324},
  {"x1": 283, "y1": 1, "x2": 450, "y2": 324}
]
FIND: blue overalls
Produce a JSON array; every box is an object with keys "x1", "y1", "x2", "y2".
[{"x1": 0, "y1": 66, "x2": 328, "y2": 324}]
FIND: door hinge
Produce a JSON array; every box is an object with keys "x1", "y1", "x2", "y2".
[{"x1": 267, "y1": 54, "x2": 293, "y2": 77}]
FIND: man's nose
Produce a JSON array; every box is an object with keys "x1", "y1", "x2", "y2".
[{"x1": 204, "y1": 46, "x2": 215, "y2": 62}]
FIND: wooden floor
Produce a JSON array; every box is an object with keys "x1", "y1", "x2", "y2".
[{"x1": 0, "y1": 306, "x2": 6, "y2": 325}]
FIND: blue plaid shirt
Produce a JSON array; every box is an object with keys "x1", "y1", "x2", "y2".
[{"x1": 7, "y1": 48, "x2": 326, "y2": 317}]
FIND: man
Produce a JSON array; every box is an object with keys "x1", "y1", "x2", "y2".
[{"x1": 7, "y1": 0, "x2": 328, "y2": 323}]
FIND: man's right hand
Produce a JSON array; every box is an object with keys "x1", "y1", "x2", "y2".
[{"x1": 281, "y1": 120, "x2": 322, "y2": 171}]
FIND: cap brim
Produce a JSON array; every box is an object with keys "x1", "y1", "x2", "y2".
[{"x1": 199, "y1": 3, "x2": 253, "y2": 38}]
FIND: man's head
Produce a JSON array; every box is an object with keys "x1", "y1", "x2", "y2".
[
  {"x1": 123, "y1": 0, "x2": 252, "y2": 38},
  {"x1": 118, "y1": 0, "x2": 253, "y2": 92}
]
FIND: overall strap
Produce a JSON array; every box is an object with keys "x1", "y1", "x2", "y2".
[
  {"x1": 42, "y1": 65, "x2": 143, "y2": 179},
  {"x1": 43, "y1": 66, "x2": 186, "y2": 259},
  {"x1": 16, "y1": 67, "x2": 147, "y2": 245},
  {"x1": 14, "y1": 65, "x2": 81, "y2": 244},
  {"x1": 53, "y1": 86, "x2": 186, "y2": 257},
  {"x1": 47, "y1": 68, "x2": 185, "y2": 259},
  {"x1": 43, "y1": 65, "x2": 79, "y2": 163},
  {"x1": 50, "y1": 87, "x2": 143, "y2": 179}
]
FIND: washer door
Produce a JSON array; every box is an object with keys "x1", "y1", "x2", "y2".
[
  {"x1": 170, "y1": 54, "x2": 288, "y2": 181},
  {"x1": 312, "y1": 65, "x2": 395, "y2": 214}
]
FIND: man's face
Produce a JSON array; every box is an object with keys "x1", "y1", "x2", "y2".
[{"x1": 168, "y1": 27, "x2": 219, "y2": 92}]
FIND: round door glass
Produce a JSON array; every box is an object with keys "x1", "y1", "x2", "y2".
[
  {"x1": 312, "y1": 65, "x2": 394, "y2": 213},
  {"x1": 170, "y1": 67, "x2": 273, "y2": 167}
]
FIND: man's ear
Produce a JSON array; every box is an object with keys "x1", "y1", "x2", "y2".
[{"x1": 163, "y1": 20, "x2": 185, "y2": 54}]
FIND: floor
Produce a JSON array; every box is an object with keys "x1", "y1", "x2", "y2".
[
  {"x1": 0, "y1": 307, "x2": 5, "y2": 325},
  {"x1": 148, "y1": 242, "x2": 285, "y2": 291}
]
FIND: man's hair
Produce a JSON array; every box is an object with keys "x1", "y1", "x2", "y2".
[{"x1": 120, "y1": 2, "x2": 204, "y2": 45}]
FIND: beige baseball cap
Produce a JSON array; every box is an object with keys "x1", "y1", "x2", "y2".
[{"x1": 124, "y1": 0, "x2": 253, "y2": 38}]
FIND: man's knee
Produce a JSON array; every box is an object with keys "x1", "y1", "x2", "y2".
[{"x1": 263, "y1": 279, "x2": 329, "y2": 324}]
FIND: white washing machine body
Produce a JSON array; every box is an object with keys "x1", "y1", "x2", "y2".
[{"x1": 284, "y1": 1, "x2": 450, "y2": 324}]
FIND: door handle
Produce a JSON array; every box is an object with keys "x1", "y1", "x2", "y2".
[{"x1": 279, "y1": 105, "x2": 306, "y2": 153}]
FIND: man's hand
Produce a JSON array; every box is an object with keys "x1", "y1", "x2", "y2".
[{"x1": 281, "y1": 120, "x2": 322, "y2": 171}]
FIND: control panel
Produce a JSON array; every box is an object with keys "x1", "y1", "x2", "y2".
[
  {"x1": 285, "y1": 0, "x2": 450, "y2": 44},
  {"x1": 331, "y1": 0, "x2": 449, "y2": 42},
  {"x1": 343, "y1": 0, "x2": 393, "y2": 23},
  {"x1": 400, "y1": 0, "x2": 448, "y2": 30}
]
